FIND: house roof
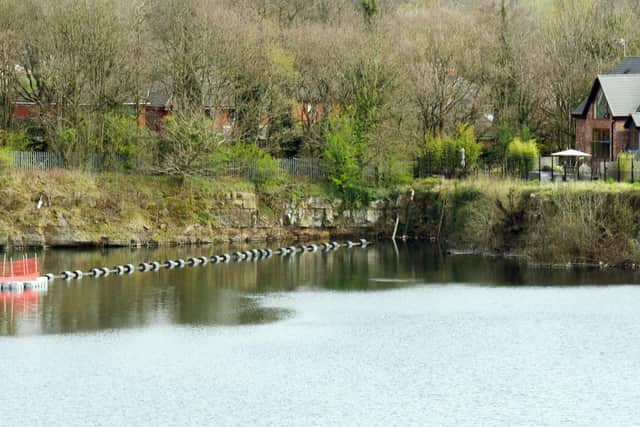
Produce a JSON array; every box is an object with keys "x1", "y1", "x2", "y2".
[
  {"x1": 572, "y1": 97, "x2": 588, "y2": 116},
  {"x1": 597, "y1": 74, "x2": 640, "y2": 117},
  {"x1": 573, "y1": 58, "x2": 640, "y2": 118},
  {"x1": 626, "y1": 113, "x2": 640, "y2": 129},
  {"x1": 135, "y1": 80, "x2": 235, "y2": 110},
  {"x1": 611, "y1": 56, "x2": 640, "y2": 74},
  {"x1": 573, "y1": 74, "x2": 640, "y2": 118},
  {"x1": 144, "y1": 83, "x2": 172, "y2": 108}
]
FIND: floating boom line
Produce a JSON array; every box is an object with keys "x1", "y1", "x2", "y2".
[{"x1": 44, "y1": 239, "x2": 371, "y2": 282}]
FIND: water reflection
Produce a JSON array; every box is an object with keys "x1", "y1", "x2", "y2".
[{"x1": 2, "y1": 242, "x2": 639, "y2": 336}]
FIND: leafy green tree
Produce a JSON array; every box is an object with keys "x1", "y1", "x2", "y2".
[{"x1": 323, "y1": 113, "x2": 370, "y2": 204}]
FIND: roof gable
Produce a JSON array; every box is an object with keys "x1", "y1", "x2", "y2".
[
  {"x1": 574, "y1": 75, "x2": 640, "y2": 118},
  {"x1": 626, "y1": 112, "x2": 640, "y2": 128},
  {"x1": 597, "y1": 74, "x2": 640, "y2": 117},
  {"x1": 573, "y1": 58, "x2": 640, "y2": 118}
]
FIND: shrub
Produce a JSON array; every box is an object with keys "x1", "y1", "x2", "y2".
[
  {"x1": 323, "y1": 114, "x2": 371, "y2": 204},
  {"x1": 455, "y1": 125, "x2": 481, "y2": 169},
  {"x1": 618, "y1": 152, "x2": 633, "y2": 182},
  {"x1": 103, "y1": 112, "x2": 151, "y2": 170},
  {"x1": 212, "y1": 143, "x2": 282, "y2": 186},
  {"x1": 156, "y1": 113, "x2": 224, "y2": 179},
  {"x1": 506, "y1": 137, "x2": 538, "y2": 177},
  {"x1": 422, "y1": 134, "x2": 445, "y2": 174},
  {"x1": 0, "y1": 129, "x2": 31, "y2": 150},
  {"x1": 421, "y1": 125, "x2": 481, "y2": 177}
]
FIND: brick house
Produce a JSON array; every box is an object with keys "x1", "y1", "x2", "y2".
[
  {"x1": 12, "y1": 81, "x2": 236, "y2": 133},
  {"x1": 573, "y1": 58, "x2": 640, "y2": 160}
]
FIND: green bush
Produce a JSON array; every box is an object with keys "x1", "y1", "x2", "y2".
[
  {"x1": 0, "y1": 129, "x2": 31, "y2": 150},
  {"x1": 506, "y1": 137, "x2": 538, "y2": 177},
  {"x1": 456, "y1": 125, "x2": 481, "y2": 167},
  {"x1": 421, "y1": 125, "x2": 481, "y2": 177},
  {"x1": 422, "y1": 134, "x2": 444, "y2": 173},
  {"x1": 323, "y1": 114, "x2": 371, "y2": 205},
  {"x1": 212, "y1": 143, "x2": 282, "y2": 186},
  {"x1": 53, "y1": 111, "x2": 152, "y2": 170},
  {"x1": 618, "y1": 152, "x2": 633, "y2": 182},
  {"x1": 103, "y1": 112, "x2": 149, "y2": 170}
]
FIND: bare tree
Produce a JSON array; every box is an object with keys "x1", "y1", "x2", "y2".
[
  {"x1": 0, "y1": 0, "x2": 18, "y2": 129},
  {"x1": 395, "y1": 4, "x2": 485, "y2": 142}
]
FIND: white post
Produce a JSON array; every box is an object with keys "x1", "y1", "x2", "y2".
[{"x1": 392, "y1": 216, "x2": 400, "y2": 240}]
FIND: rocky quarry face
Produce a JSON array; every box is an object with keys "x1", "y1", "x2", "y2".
[{"x1": 1, "y1": 191, "x2": 394, "y2": 248}]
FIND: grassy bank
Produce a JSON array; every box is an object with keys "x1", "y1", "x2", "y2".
[
  {"x1": 0, "y1": 170, "x2": 336, "y2": 247},
  {"x1": 5, "y1": 170, "x2": 639, "y2": 266},
  {"x1": 411, "y1": 178, "x2": 640, "y2": 266}
]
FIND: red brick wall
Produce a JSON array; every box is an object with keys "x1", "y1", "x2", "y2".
[
  {"x1": 632, "y1": 129, "x2": 640, "y2": 150},
  {"x1": 574, "y1": 99, "x2": 631, "y2": 160},
  {"x1": 143, "y1": 107, "x2": 171, "y2": 131},
  {"x1": 14, "y1": 103, "x2": 37, "y2": 119},
  {"x1": 613, "y1": 120, "x2": 631, "y2": 156}
]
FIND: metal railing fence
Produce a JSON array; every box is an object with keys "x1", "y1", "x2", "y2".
[{"x1": 3, "y1": 151, "x2": 327, "y2": 181}]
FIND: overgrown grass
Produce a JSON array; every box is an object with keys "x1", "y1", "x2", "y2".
[{"x1": 425, "y1": 177, "x2": 640, "y2": 264}]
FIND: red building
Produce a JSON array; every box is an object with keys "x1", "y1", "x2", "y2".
[{"x1": 573, "y1": 58, "x2": 640, "y2": 160}]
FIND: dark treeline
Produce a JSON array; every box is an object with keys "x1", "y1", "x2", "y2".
[{"x1": 0, "y1": 0, "x2": 638, "y2": 186}]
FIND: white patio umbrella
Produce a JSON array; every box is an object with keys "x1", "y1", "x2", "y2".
[
  {"x1": 551, "y1": 149, "x2": 592, "y2": 157},
  {"x1": 550, "y1": 149, "x2": 591, "y2": 181}
]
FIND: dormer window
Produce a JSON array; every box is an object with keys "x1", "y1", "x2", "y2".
[{"x1": 594, "y1": 89, "x2": 610, "y2": 119}]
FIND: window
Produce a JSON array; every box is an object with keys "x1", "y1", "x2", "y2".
[
  {"x1": 594, "y1": 90, "x2": 610, "y2": 119},
  {"x1": 592, "y1": 128, "x2": 611, "y2": 158}
]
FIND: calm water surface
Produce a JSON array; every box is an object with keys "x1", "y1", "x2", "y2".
[{"x1": 1, "y1": 243, "x2": 640, "y2": 426}]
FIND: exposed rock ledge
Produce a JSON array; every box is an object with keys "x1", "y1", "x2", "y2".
[{"x1": 1, "y1": 192, "x2": 393, "y2": 249}]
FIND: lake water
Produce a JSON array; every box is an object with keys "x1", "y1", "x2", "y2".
[{"x1": 2, "y1": 243, "x2": 640, "y2": 426}]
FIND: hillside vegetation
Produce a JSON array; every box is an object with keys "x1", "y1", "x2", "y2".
[{"x1": 1, "y1": 0, "x2": 639, "y2": 198}]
